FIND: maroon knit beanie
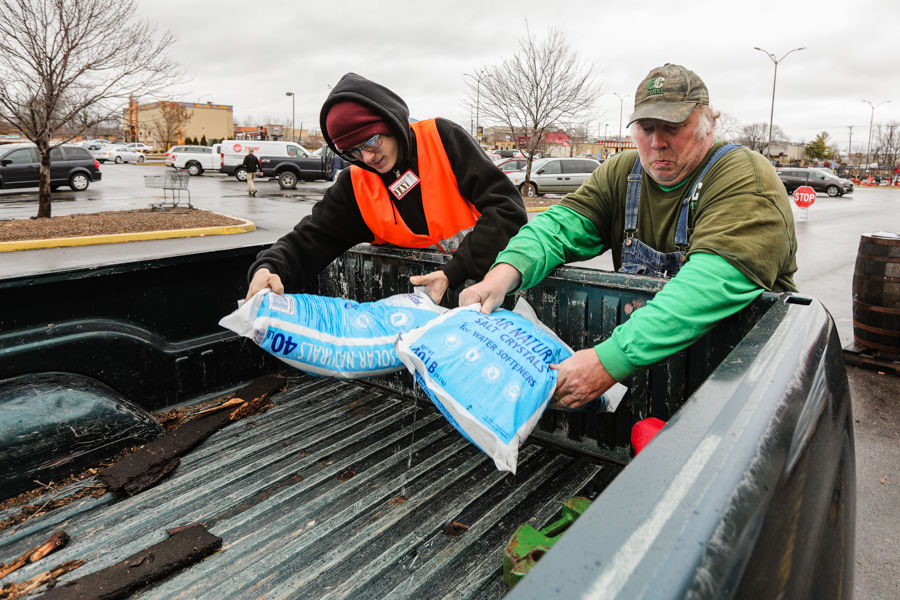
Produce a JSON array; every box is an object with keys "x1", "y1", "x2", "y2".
[{"x1": 326, "y1": 101, "x2": 392, "y2": 150}]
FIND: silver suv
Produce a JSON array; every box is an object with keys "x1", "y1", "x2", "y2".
[
  {"x1": 164, "y1": 145, "x2": 219, "y2": 176},
  {"x1": 506, "y1": 157, "x2": 601, "y2": 197}
]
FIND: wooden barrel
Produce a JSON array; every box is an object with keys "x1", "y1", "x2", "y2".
[{"x1": 852, "y1": 233, "x2": 900, "y2": 353}]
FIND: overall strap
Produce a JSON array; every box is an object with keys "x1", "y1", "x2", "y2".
[
  {"x1": 625, "y1": 157, "x2": 643, "y2": 236},
  {"x1": 674, "y1": 143, "x2": 742, "y2": 247}
]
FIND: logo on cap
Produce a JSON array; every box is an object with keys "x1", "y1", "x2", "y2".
[{"x1": 647, "y1": 77, "x2": 665, "y2": 96}]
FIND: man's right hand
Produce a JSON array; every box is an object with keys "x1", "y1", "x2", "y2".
[
  {"x1": 245, "y1": 268, "x2": 284, "y2": 301},
  {"x1": 458, "y1": 263, "x2": 522, "y2": 314}
]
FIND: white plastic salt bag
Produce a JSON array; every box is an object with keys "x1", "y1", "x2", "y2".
[
  {"x1": 219, "y1": 290, "x2": 447, "y2": 379},
  {"x1": 395, "y1": 298, "x2": 575, "y2": 473}
]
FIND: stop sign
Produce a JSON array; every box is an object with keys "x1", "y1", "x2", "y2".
[{"x1": 793, "y1": 186, "x2": 816, "y2": 208}]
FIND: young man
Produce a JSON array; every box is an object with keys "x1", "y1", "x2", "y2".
[
  {"x1": 246, "y1": 72, "x2": 526, "y2": 304},
  {"x1": 241, "y1": 148, "x2": 261, "y2": 197},
  {"x1": 460, "y1": 63, "x2": 798, "y2": 408}
]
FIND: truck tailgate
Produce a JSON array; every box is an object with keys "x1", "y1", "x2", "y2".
[{"x1": 1, "y1": 373, "x2": 621, "y2": 599}]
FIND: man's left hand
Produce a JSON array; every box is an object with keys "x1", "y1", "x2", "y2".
[
  {"x1": 409, "y1": 270, "x2": 449, "y2": 304},
  {"x1": 550, "y1": 349, "x2": 616, "y2": 409}
]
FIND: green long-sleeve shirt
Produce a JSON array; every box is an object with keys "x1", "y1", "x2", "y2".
[{"x1": 495, "y1": 205, "x2": 762, "y2": 379}]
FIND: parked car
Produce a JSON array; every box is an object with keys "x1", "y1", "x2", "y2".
[
  {"x1": 777, "y1": 167, "x2": 853, "y2": 197},
  {"x1": 86, "y1": 141, "x2": 115, "y2": 155},
  {"x1": 0, "y1": 143, "x2": 101, "y2": 191},
  {"x1": 94, "y1": 144, "x2": 145, "y2": 164},
  {"x1": 83, "y1": 139, "x2": 113, "y2": 149},
  {"x1": 494, "y1": 157, "x2": 530, "y2": 173},
  {"x1": 164, "y1": 145, "x2": 219, "y2": 176},
  {"x1": 126, "y1": 142, "x2": 154, "y2": 153},
  {"x1": 507, "y1": 157, "x2": 601, "y2": 197}
]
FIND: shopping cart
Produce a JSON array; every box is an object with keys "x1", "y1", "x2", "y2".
[{"x1": 144, "y1": 171, "x2": 192, "y2": 209}]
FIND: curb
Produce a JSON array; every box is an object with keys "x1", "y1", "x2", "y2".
[{"x1": 0, "y1": 212, "x2": 256, "y2": 253}]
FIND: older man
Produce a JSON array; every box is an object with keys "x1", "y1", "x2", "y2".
[{"x1": 460, "y1": 63, "x2": 797, "y2": 408}]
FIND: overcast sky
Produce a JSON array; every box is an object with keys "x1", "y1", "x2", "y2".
[{"x1": 137, "y1": 0, "x2": 898, "y2": 152}]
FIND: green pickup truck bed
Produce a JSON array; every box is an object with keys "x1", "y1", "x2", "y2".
[{"x1": 0, "y1": 244, "x2": 854, "y2": 599}]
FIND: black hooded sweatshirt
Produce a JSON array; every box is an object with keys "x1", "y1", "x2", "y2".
[{"x1": 248, "y1": 72, "x2": 526, "y2": 295}]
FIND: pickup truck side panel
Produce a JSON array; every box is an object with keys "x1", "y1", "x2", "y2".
[
  {"x1": 260, "y1": 147, "x2": 348, "y2": 189},
  {"x1": 505, "y1": 296, "x2": 855, "y2": 600}
]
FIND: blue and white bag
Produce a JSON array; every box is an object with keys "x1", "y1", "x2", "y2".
[
  {"x1": 219, "y1": 290, "x2": 447, "y2": 379},
  {"x1": 395, "y1": 299, "x2": 573, "y2": 473}
]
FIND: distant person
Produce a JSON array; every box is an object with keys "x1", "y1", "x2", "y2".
[
  {"x1": 460, "y1": 63, "x2": 797, "y2": 409},
  {"x1": 245, "y1": 72, "x2": 526, "y2": 305},
  {"x1": 241, "y1": 148, "x2": 261, "y2": 197},
  {"x1": 331, "y1": 152, "x2": 342, "y2": 181}
]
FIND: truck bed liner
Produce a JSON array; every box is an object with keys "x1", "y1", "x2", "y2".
[{"x1": 1, "y1": 373, "x2": 622, "y2": 599}]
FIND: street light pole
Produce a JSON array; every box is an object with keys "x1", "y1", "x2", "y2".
[
  {"x1": 754, "y1": 46, "x2": 805, "y2": 159},
  {"x1": 847, "y1": 125, "x2": 853, "y2": 166},
  {"x1": 475, "y1": 75, "x2": 481, "y2": 143},
  {"x1": 613, "y1": 93, "x2": 629, "y2": 140},
  {"x1": 285, "y1": 92, "x2": 295, "y2": 142},
  {"x1": 465, "y1": 71, "x2": 485, "y2": 141},
  {"x1": 863, "y1": 99, "x2": 890, "y2": 173}
]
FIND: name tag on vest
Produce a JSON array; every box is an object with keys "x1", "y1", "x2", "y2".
[{"x1": 389, "y1": 170, "x2": 420, "y2": 200}]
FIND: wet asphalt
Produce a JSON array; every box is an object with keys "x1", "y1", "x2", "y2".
[{"x1": 1, "y1": 163, "x2": 897, "y2": 598}]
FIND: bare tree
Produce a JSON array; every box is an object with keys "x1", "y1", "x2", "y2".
[
  {"x1": 0, "y1": 0, "x2": 180, "y2": 218},
  {"x1": 874, "y1": 122, "x2": 899, "y2": 169},
  {"x1": 715, "y1": 112, "x2": 742, "y2": 143},
  {"x1": 474, "y1": 27, "x2": 601, "y2": 192},
  {"x1": 739, "y1": 122, "x2": 785, "y2": 152},
  {"x1": 149, "y1": 103, "x2": 193, "y2": 152}
]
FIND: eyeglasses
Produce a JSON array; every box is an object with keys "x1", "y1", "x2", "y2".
[
  {"x1": 341, "y1": 134, "x2": 384, "y2": 160},
  {"x1": 636, "y1": 120, "x2": 689, "y2": 137}
]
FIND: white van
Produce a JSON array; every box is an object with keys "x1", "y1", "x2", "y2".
[{"x1": 219, "y1": 140, "x2": 310, "y2": 181}]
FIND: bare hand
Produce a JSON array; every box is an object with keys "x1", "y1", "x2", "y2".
[
  {"x1": 550, "y1": 349, "x2": 616, "y2": 409},
  {"x1": 458, "y1": 263, "x2": 522, "y2": 314},
  {"x1": 409, "y1": 270, "x2": 450, "y2": 304},
  {"x1": 245, "y1": 267, "x2": 284, "y2": 301}
]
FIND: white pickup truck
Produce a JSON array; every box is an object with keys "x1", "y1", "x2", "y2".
[{"x1": 164, "y1": 144, "x2": 222, "y2": 176}]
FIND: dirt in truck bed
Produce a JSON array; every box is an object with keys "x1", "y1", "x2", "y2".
[{"x1": 0, "y1": 372, "x2": 622, "y2": 599}]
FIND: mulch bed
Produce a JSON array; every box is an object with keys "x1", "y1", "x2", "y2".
[{"x1": 0, "y1": 208, "x2": 244, "y2": 242}]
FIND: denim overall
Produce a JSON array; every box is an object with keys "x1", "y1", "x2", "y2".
[{"x1": 619, "y1": 144, "x2": 741, "y2": 278}]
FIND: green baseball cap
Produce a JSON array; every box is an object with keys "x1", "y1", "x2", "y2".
[{"x1": 627, "y1": 63, "x2": 709, "y2": 127}]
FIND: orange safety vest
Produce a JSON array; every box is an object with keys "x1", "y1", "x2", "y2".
[{"x1": 350, "y1": 119, "x2": 480, "y2": 252}]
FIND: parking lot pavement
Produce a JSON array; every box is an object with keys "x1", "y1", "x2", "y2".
[{"x1": 0, "y1": 164, "x2": 332, "y2": 274}]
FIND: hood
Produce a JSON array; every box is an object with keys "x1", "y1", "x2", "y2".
[{"x1": 319, "y1": 73, "x2": 412, "y2": 173}]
